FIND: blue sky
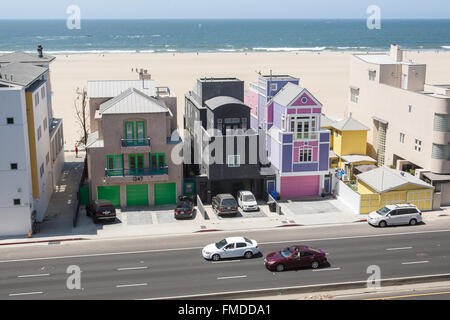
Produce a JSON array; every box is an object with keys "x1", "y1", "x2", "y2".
[{"x1": 1, "y1": 0, "x2": 449, "y2": 19}]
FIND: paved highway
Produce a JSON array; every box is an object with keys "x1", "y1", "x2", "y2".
[{"x1": 1, "y1": 220, "x2": 450, "y2": 299}]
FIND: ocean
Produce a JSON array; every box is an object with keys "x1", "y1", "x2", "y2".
[{"x1": 0, "y1": 19, "x2": 449, "y2": 54}]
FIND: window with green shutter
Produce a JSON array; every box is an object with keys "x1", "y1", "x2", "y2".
[{"x1": 107, "y1": 155, "x2": 123, "y2": 176}]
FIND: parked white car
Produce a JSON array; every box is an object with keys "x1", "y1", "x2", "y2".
[
  {"x1": 237, "y1": 190, "x2": 259, "y2": 211},
  {"x1": 202, "y1": 237, "x2": 259, "y2": 261},
  {"x1": 368, "y1": 204, "x2": 422, "y2": 227}
]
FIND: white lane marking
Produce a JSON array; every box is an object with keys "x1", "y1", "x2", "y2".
[
  {"x1": 402, "y1": 261, "x2": 429, "y2": 265},
  {"x1": 116, "y1": 266, "x2": 148, "y2": 271},
  {"x1": 212, "y1": 260, "x2": 241, "y2": 264},
  {"x1": 18, "y1": 273, "x2": 50, "y2": 278},
  {"x1": 386, "y1": 247, "x2": 413, "y2": 251},
  {"x1": 2, "y1": 228, "x2": 450, "y2": 264},
  {"x1": 116, "y1": 283, "x2": 148, "y2": 288},
  {"x1": 313, "y1": 267, "x2": 341, "y2": 272},
  {"x1": 217, "y1": 275, "x2": 247, "y2": 280},
  {"x1": 9, "y1": 291, "x2": 43, "y2": 297}
]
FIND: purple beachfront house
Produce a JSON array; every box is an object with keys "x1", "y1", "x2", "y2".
[{"x1": 245, "y1": 75, "x2": 331, "y2": 198}]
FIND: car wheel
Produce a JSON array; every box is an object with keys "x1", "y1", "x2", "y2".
[
  {"x1": 311, "y1": 261, "x2": 320, "y2": 269},
  {"x1": 276, "y1": 264, "x2": 285, "y2": 272},
  {"x1": 409, "y1": 219, "x2": 417, "y2": 226},
  {"x1": 212, "y1": 254, "x2": 220, "y2": 261},
  {"x1": 244, "y1": 251, "x2": 253, "y2": 259},
  {"x1": 379, "y1": 220, "x2": 387, "y2": 228}
]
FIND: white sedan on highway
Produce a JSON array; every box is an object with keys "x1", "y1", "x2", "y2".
[{"x1": 202, "y1": 237, "x2": 260, "y2": 261}]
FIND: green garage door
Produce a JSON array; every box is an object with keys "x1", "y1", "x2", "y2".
[
  {"x1": 154, "y1": 183, "x2": 176, "y2": 205},
  {"x1": 97, "y1": 185, "x2": 121, "y2": 207},
  {"x1": 126, "y1": 184, "x2": 149, "y2": 207}
]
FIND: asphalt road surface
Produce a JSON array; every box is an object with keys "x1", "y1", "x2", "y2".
[{"x1": 1, "y1": 219, "x2": 450, "y2": 299}]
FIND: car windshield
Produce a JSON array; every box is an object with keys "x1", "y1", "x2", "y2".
[
  {"x1": 376, "y1": 207, "x2": 391, "y2": 215},
  {"x1": 243, "y1": 195, "x2": 255, "y2": 202},
  {"x1": 221, "y1": 199, "x2": 236, "y2": 206},
  {"x1": 280, "y1": 247, "x2": 294, "y2": 258},
  {"x1": 215, "y1": 239, "x2": 228, "y2": 249}
]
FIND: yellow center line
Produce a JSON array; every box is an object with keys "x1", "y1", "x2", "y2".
[{"x1": 364, "y1": 291, "x2": 450, "y2": 300}]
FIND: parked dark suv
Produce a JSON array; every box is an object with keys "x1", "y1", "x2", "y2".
[
  {"x1": 86, "y1": 200, "x2": 116, "y2": 223},
  {"x1": 212, "y1": 194, "x2": 239, "y2": 217},
  {"x1": 174, "y1": 196, "x2": 196, "y2": 219}
]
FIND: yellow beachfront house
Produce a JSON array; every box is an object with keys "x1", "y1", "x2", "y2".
[
  {"x1": 320, "y1": 114, "x2": 377, "y2": 176},
  {"x1": 357, "y1": 167, "x2": 434, "y2": 213}
]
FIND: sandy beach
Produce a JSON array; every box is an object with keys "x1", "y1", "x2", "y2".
[{"x1": 49, "y1": 50, "x2": 450, "y2": 148}]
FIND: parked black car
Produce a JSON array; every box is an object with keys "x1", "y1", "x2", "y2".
[
  {"x1": 212, "y1": 193, "x2": 239, "y2": 216},
  {"x1": 86, "y1": 200, "x2": 116, "y2": 223},
  {"x1": 174, "y1": 196, "x2": 196, "y2": 219}
]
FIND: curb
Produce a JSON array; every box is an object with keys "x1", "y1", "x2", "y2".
[
  {"x1": 0, "y1": 237, "x2": 85, "y2": 246},
  {"x1": 277, "y1": 224, "x2": 302, "y2": 227},
  {"x1": 151, "y1": 273, "x2": 450, "y2": 300},
  {"x1": 194, "y1": 229, "x2": 222, "y2": 233},
  {"x1": 354, "y1": 219, "x2": 367, "y2": 223}
]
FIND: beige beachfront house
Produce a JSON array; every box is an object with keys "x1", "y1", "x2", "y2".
[
  {"x1": 85, "y1": 75, "x2": 182, "y2": 208},
  {"x1": 347, "y1": 44, "x2": 450, "y2": 207}
]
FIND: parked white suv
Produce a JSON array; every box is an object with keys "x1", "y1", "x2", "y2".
[
  {"x1": 368, "y1": 204, "x2": 422, "y2": 227},
  {"x1": 237, "y1": 190, "x2": 259, "y2": 212}
]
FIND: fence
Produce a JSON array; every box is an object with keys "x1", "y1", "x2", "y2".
[
  {"x1": 73, "y1": 156, "x2": 88, "y2": 228},
  {"x1": 197, "y1": 195, "x2": 209, "y2": 220},
  {"x1": 335, "y1": 180, "x2": 361, "y2": 214}
]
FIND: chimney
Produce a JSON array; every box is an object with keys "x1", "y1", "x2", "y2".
[
  {"x1": 37, "y1": 45, "x2": 43, "y2": 58},
  {"x1": 390, "y1": 44, "x2": 403, "y2": 62}
]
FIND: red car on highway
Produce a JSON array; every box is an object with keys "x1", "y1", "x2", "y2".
[{"x1": 264, "y1": 246, "x2": 327, "y2": 272}]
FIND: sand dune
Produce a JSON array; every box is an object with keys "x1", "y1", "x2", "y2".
[{"x1": 49, "y1": 50, "x2": 450, "y2": 147}]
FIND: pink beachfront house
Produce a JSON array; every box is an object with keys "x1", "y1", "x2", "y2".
[{"x1": 245, "y1": 75, "x2": 331, "y2": 198}]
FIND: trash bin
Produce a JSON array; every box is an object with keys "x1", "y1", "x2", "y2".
[{"x1": 269, "y1": 201, "x2": 277, "y2": 212}]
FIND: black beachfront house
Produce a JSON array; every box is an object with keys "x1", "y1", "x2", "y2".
[{"x1": 184, "y1": 77, "x2": 275, "y2": 203}]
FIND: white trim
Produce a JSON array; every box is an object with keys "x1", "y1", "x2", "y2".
[{"x1": 280, "y1": 170, "x2": 329, "y2": 177}]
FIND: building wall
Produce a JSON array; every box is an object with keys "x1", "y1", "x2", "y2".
[
  {"x1": 348, "y1": 55, "x2": 450, "y2": 174},
  {"x1": 333, "y1": 130, "x2": 367, "y2": 157},
  {"x1": 0, "y1": 87, "x2": 33, "y2": 235}
]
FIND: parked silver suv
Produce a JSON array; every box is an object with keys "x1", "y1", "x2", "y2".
[{"x1": 368, "y1": 204, "x2": 422, "y2": 227}]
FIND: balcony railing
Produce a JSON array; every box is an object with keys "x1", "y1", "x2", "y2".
[
  {"x1": 293, "y1": 131, "x2": 319, "y2": 141},
  {"x1": 105, "y1": 166, "x2": 168, "y2": 177},
  {"x1": 121, "y1": 138, "x2": 151, "y2": 147}
]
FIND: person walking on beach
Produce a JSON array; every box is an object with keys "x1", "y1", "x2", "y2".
[{"x1": 75, "y1": 145, "x2": 78, "y2": 158}]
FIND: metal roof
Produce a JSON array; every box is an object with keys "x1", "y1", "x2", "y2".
[
  {"x1": 332, "y1": 117, "x2": 370, "y2": 131},
  {"x1": 341, "y1": 154, "x2": 377, "y2": 164},
  {"x1": 272, "y1": 82, "x2": 305, "y2": 106},
  {"x1": 356, "y1": 167, "x2": 433, "y2": 193},
  {"x1": 204, "y1": 96, "x2": 248, "y2": 110},
  {"x1": 86, "y1": 131, "x2": 104, "y2": 148},
  {"x1": 320, "y1": 114, "x2": 336, "y2": 128},
  {"x1": 0, "y1": 62, "x2": 47, "y2": 87},
  {"x1": 87, "y1": 79, "x2": 156, "y2": 98},
  {"x1": 0, "y1": 51, "x2": 55, "y2": 64},
  {"x1": 99, "y1": 87, "x2": 171, "y2": 116}
]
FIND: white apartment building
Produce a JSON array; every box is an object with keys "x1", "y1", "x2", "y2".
[
  {"x1": 0, "y1": 49, "x2": 64, "y2": 236},
  {"x1": 347, "y1": 44, "x2": 450, "y2": 207}
]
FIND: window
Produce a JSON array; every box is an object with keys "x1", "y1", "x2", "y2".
[
  {"x1": 40, "y1": 164, "x2": 44, "y2": 177},
  {"x1": 270, "y1": 83, "x2": 277, "y2": 92},
  {"x1": 400, "y1": 133, "x2": 405, "y2": 143},
  {"x1": 227, "y1": 155, "x2": 240, "y2": 167},
  {"x1": 34, "y1": 92, "x2": 39, "y2": 106},
  {"x1": 408, "y1": 105, "x2": 412, "y2": 113},
  {"x1": 7, "y1": 117, "x2": 14, "y2": 124},
  {"x1": 241, "y1": 117, "x2": 247, "y2": 131},
  {"x1": 46, "y1": 152, "x2": 50, "y2": 165},
  {"x1": 281, "y1": 115, "x2": 285, "y2": 130},
  {"x1": 298, "y1": 148, "x2": 313, "y2": 162},
  {"x1": 369, "y1": 70, "x2": 376, "y2": 81},
  {"x1": 225, "y1": 243, "x2": 235, "y2": 250},
  {"x1": 217, "y1": 118, "x2": 223, "y2": 131},
  {"x1": 301, "y1": 97, "x2": 308, "y2": 104},
  {"x1": 10, "y1": 163, "x2": 18, "y2": 170},
  {"x1": 43, "y1": 117, "x2": 47, "y2": 131},
  {"x1": 415, "y1": 139, "x2": 422, "y2": 152},
  {"x1": 350, "y1": 87, "x2": 359, "y2": 103},
  {"x1": 37, "y1": 126, "x2": 42, "y2": 141},
  {"x1": 13, "y1": 199, "x2": 21, "y2": 206},
  {"x1": 107, "y1": 155, "x2": 123, "y2": 176},
  {"x1": 41, "y1": 86, "x2": 46, "y2": 99},
  {"x1": 236, "y1": 243, "x2": 247, "y2": 248}
]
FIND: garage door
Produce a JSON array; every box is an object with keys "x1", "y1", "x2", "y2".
[
  {"x1": 154, "y1": 183, "x2": 176, "y2": 205},
  {"x1": 280, "y1": 176, "x2": 319, "y2": 198},
  {"x1": 126, "y1": 184, "x2": 149, "y2": 207},
  {"x1": 97, "y1": 185, "x2": 120, "y2": 207},
  {"x1": 407, "y1": 190, "x2": 433, "y2": 211}
]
